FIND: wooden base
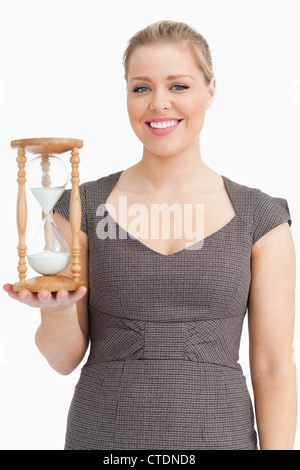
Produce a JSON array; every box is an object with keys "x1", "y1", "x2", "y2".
[{"x1": 13, "y1": 275, "x2": 87, "y2": 293}]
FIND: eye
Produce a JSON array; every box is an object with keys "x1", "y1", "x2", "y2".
[
  {"x1": 133, "y1": 86, "x2": 150, "y2": 93},
  {"x1": 171, "y1": 84, "x2": 189, "y2": 91},
  {"x1": 132, "y1": 84, "x2": 190, "y2": 93}
]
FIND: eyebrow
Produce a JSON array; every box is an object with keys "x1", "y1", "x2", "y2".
[{"x1": 129, "y1": 74, "x2": 195, "y2": 82}]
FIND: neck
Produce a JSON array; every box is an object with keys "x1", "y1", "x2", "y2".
[{"x1": 134, "y1": 139, "x2": 216, "y2": 193}]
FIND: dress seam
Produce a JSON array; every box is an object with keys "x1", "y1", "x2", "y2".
[
  {"x1": 84, "y1": 358, "x2": 243, "y2": 372},
  {"x1": 88, "y1": 303, "x2": 246, "y2": 323}
]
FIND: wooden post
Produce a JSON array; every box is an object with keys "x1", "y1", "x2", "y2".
[
  {"x1": 16, "y1": 147, "x2": 27, "y2": 284},
  {"x1": 70, "y1": 147, "x2": 81, "y2": 282}
]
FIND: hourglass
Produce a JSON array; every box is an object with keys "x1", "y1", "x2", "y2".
[{"x1": 11, "y1": 138, "x2": 87, "y2": 292}]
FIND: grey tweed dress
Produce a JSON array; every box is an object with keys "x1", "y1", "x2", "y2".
[{"x1": 53, "y1": 170, "x2": 292, "y2": 450}]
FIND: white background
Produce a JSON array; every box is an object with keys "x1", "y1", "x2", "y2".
[{"x1": 0, "y1": 0, "x2": 299, "y2": 450}]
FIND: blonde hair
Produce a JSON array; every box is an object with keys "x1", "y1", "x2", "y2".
[{"x1": 123, "y1": 20, "x2": 215, "y2": 86}]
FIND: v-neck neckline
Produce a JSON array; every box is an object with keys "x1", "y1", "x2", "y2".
[{"x1": 103, "y1": 170, "x2": 238, "y2": 258}]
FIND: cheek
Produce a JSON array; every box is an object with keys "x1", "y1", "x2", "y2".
[
  {"x1": 174, "y1": 92, "x2": 207, "y2": 119},
  {"x1": 189, "y1": 94, "x2": 207, "y2": 115},
  {"x1": 127, "y1": 97, "x2": 144, "y2": 123},
  {"x1": 188, "y1": 99, "x2": 208, "y2": 130}
]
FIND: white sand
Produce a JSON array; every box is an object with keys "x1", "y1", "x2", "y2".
[
  {"x1": 30, "y1": 186, "x2": 65, "y2": 214},
  {"x1": 27, "y1": 250, "x2": 71, "y2": 275}
]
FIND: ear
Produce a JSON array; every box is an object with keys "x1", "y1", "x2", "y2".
[{"x1": 206, "y1": 77, "x2": 216, "y2": 109}]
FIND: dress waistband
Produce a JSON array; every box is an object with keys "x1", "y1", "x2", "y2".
[{"x1": 87, "y1": 306, "x2": 245, "y2": 371}]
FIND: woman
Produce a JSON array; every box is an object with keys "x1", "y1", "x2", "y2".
[{"x1": 4, "y1": 20, "x2": 297, "y2": 450}]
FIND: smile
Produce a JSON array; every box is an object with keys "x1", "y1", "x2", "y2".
[
  {"x1": 149, "y1": 120, "x2": 180, "y2": 128},
  {"x1": 145, "y1": 119, "x2": 183, "y2": 136}
]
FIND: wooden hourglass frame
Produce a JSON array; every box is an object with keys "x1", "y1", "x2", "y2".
[{"x1": 11, "y1": 137, "x2": 87, "y2": 292}]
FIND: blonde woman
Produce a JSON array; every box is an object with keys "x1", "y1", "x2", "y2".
[{"x1": 4, "y1": 20, "x2": 297, "y2": 450}]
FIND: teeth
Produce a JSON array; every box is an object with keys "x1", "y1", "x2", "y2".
[{"x1": 149, "y1": 120, "x2": 180, "y2": 129}]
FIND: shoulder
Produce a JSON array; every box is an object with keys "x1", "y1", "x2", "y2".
[
  {"x1": 81, "y1": 169, "x2": 123, "y2": 191},
  {"x1": 222, "y1": 175, "x2": 292, "y2": 245},
  {"x1": 223, "y1": 174, "x2": 264, "y2": 202},
  {"x1": 53, "y1": 170, "x2": 124, "y2": 233}
]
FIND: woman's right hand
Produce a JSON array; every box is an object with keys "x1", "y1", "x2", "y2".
[{"x1": 2, "y1": 283, "x2": 87, "y2": 313}]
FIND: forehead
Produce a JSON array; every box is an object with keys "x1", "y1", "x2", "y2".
[{"x1": 127, "y1": 43, "x2": 201, "y2": 78}]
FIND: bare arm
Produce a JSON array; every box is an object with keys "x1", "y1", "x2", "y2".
[
  {"x1": 3, "y1": 211, "x2": 89, "y2": 375},
  {"x1": 35, "y1": 211, "x2": 89, "y2": 374},
  {"x1": 248, "y1": 222, "x2": 297, "y2": 450}
]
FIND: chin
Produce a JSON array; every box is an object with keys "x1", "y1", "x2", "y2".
[{"x1": 146, "y1": 143, "x2": 186, "y2": 158}]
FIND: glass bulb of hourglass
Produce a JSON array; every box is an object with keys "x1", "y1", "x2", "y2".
[
  {"x1": 26, "y1": 154, "x2": 71, "y2": 276},
  {"x1": 27, "y1": 215, "x2": 71, "y2": 275}
]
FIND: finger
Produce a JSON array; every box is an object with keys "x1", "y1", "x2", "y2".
[
  {"x1": 18, "y1": 289, "x2": 32, "y2": 299},
  {"x1": 3, "y1": 283, "x2": 13, "y2": 293},
  {"x1": 54, "y1": 290, "x2": 72, "y2": 307},
  {"x1": 69, "y1": 286, "x2": 88, "y2": 302},
  {"x1": 18, "y1": 289, "x2": 43, "y2": 307},
  {"x1": 56, "y1": 290, "x2": 69, "y2": 300},
  {"x1": 37, "y1": 289, "x2": 53, "y2": 305},
  {"x1": 55, "y1": 287, "x2": 86, "y2": 305},
  {"x1": 78, "y1": 286, "x2": 88, "y2": 295},
  {"x1": 4, "y1": 285, "x2": 33, "y2": 303},
  {"x1": 3, "y1": 283, "x2": 21, "y2": 299}
]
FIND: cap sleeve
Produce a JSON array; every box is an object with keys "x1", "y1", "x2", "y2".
[
  {"x1": 53, "y1": 183, "x2": 87, "y2": 234},
  {"x1": 252, "y1": 189, "x2": 292, "y2": 245}
]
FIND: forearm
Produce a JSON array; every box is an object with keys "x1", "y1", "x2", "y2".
[
  {"x1": 35, "y1": 304, "x2": 88, "y2": 375},
  {"x1": 251, "y1": 363, "x2": 297, "y2": 450}
]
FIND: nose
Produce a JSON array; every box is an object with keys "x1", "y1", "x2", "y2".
[{"x1": 149, "y1": 88, "x2": 171, "y2": 112}]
